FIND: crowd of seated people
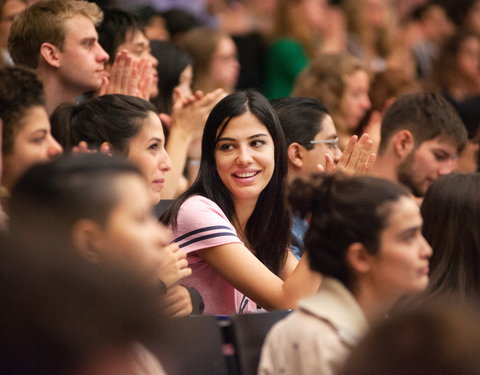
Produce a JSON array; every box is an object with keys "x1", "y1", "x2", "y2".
[{"x1": 1, "y1": 0, "x2": 480, "y2": 374}]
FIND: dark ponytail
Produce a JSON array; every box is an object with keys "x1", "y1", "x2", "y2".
[
  {"x1": 290, "y1": 173, "x2": 409, "y2": 289},
  {"x1": 51, "y1": 102, "x2": 77, "y2": 152},
  {"x1": 50, "y1": 94, "x2": 158, "y2": 154}
]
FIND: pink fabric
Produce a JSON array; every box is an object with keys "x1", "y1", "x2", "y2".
[{"x1": 172, "y1": 195, "x2": 259, "y2": 315}]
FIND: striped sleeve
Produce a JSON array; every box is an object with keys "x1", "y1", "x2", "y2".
[{"x1": 173, "y1": 196, "x2": 243, "y2": 253}]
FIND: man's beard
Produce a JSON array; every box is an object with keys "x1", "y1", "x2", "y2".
[{"x1": 397, "y1": 152, "x2": 424, "y2": 198}]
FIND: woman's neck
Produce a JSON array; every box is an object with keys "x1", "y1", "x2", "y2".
[
  {"x1": 233, "y1": 197, "x2": 257, "y2": 231},
  {"x1": 353, "y1": 280, "x2": 399, "y2": 324},
  {"x1": 448, "y1": 78, "x2": 479, "y2": 102}
]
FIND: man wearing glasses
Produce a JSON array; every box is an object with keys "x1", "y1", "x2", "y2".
[{"x1": 272, "y1": 97, "x2": 375, "y2": 258}]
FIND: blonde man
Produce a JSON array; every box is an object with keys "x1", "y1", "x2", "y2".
[{"x1": 8, "y1": 0, "x2": 109, "y2": 114}]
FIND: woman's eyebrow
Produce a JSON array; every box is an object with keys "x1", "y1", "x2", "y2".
[
  {"x1": 248, "y1": 133, "x2": 269, "y2": 139},
  {"x1": 217, "y1": 133, "x2": 269, "y2": 142}
]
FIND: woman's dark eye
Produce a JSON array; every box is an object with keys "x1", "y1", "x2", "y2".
[
  {"x1": 219, "y1": 144, "x2": 233, "y2": 151},
  {"x1": 251, "y1": 140, "x2": 265, "y2": 147}
]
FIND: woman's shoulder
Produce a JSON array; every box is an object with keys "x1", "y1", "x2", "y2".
[
  {"x1": 260, "y1": 310, "x2": 348, "y2": 375},
  {"x1": 175, "y1": 195, "x2": 235, "y2": 235},
  {"x1": 178, "y1": 195, "x2": 228, "y2": 220},
  {"x1": 173, "y1": 195, "x2": 242, "y2": 252}
]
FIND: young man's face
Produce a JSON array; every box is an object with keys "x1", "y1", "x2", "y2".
[
  {"x1": 298, "y1": 114, "x2": 342, "y2": 174},
  {"x1": 397, "y1": 136, "x2": 459, "y2": 197},
  {"x1": 56, "y1": 14, "x2": 109, "y2": 94}
]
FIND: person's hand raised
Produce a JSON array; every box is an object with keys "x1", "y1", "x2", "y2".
[
  {"x1": 317, "y1": 133, "x2": 376, "y2": 175},
  {"x1": 97, "y1": 50, "x2": 153, "y2": 100}
]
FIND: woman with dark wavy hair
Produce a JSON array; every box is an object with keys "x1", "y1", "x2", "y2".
[{"x1": 162, "y1": 90, "x2": 320, "y2": 314}]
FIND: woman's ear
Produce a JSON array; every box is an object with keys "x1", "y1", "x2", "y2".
[
  {"x1": 345, "y1": 242, "x2": 372, "y2": 274},
  {"x1": 71, "y1": 219, "x2": 104, "y2": 264},
  {"x1": 287, "y1": 142, "x2": 305, "y2": 168}
]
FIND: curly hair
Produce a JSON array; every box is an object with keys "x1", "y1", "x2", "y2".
[
  {"x1": 293, "y1": 53, "x2": 369, "y2": 128},
  {"x1": 0, "y1": 66, "x2": 45, "y2": 155}
]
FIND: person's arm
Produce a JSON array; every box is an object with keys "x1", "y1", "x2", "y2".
[
  {"x1": 278, "y1": 250, "x2": 299, "y2": 280},
  {"x1": 173, "y1": 196, "x2": 320, "y2": 310},
  {"x1": 199, "y1": 243, "x2": 320, "y2": 310}
]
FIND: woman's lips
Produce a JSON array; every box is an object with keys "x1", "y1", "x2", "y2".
[
  {"x1": 233, "y1": 171, "x2": 259, "y2": 179},
  {"x1": 152, "y1": 179, "x2": 165, "y2": 190}
]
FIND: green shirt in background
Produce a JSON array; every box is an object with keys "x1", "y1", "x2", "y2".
[{"x1": 264, "y1": 38, "x2": 309, "y2": 100}]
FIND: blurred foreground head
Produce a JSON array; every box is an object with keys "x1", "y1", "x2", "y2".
[
  {"x1": 340, "y1": 299, "x2": 480, "y2": 375},
  {"x1": 0, "y1": 234, "x2": 164, "y2": 375}
]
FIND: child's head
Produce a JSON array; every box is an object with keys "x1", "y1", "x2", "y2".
[{"x1": 290, "y1": 174, "x2": 431, "y2": 297}]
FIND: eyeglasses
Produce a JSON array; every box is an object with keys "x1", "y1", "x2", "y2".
[{"x1": 310, "y1": 137, "x2": 340, "y2": 150}]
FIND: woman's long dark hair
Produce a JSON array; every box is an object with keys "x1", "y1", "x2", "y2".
[
  {"x1": 421, "y1": 173, "x2": 480, "y2": 302},
  {"x1": 162, "y1": 90, "x2": 290, "y2": 274}
]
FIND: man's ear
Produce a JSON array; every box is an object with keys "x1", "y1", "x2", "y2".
[
  {"x1": 287, "y1": 142, "x2": 305, "y2": 168},
  {"x1": 39, "y1": 42, "x2": 61, "y2": 68},
  {"x1": 345, "y1": 242, "x2": 372, "y2": 275},
  {"x1": 392, "y1": 130, "x2": 415, "y2": 160},
  {"x1": 71, "y1": 219, "x2": 104, "y2": 264}
]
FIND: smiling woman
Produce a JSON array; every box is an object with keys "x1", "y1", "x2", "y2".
[
  {"x1": 214, "y1": 111, "x2": 275, "y2": 207},
  {"x1": 161, "y1": 90, "x2": 321, "y2": 315}
]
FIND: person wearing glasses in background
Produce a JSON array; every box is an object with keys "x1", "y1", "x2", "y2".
[{"x1": 272, "y1": 97, "x2": 376, "y2": 259}]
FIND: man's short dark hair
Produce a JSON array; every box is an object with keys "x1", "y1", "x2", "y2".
[
  {"x1": 271, "y1": 97, "x2": 329, "y2": 149},
  {"x1": 97, "y1": 7, "x2": 144, "y2": 64},
  {"x1": 378, "y1": 92, "x2": 467, "y2": 155}
]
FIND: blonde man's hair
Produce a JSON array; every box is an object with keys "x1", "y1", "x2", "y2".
[{"x1": 8, "y1": 0, "x2": 103, "y2": 69}]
